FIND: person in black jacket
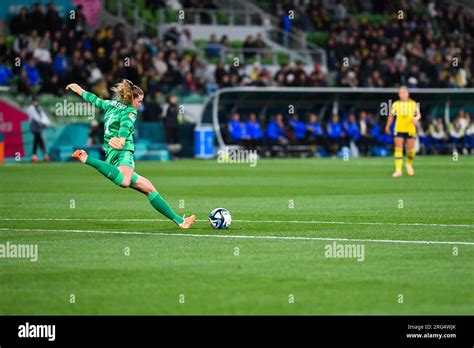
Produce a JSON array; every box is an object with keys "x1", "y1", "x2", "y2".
[
  {"x1": 29, "y1": 3, "x2": 45, "y2": 35},
  {"x1": 142, "y1": 92, "x2": 162, "y2": 122},
  {"x1": 163, "y1": 95, "x2": 179, "y2": 144},
  {"x1": 45, "y1": 3, "x2": 62, "y2": 33},
  {"x1": 26, "y1": 95, "x2": 51, "y2": 162},
  {"x1": 10, "y1": 7, "x2": 31, "y2": 35}
]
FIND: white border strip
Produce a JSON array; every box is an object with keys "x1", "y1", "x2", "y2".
[
  {"x1": 0, "y1": 227, "x2": 473, "y2": 246},
  {"x1": 0, "y1": 217, "x2": 473, "y2": 228}
]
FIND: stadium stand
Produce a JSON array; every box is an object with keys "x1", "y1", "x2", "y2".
[
  {"x1": 255, "y1": 0, "x2": 474, "y2": 88},
  {"x1": 0, "y1": 0, "x2": 473, "y2": 161}
]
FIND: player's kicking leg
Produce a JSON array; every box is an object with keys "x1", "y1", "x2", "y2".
[
  {"x1": 71, "y1": 149, "x2": 196, "y2": 229},
  {"x1": 130, "y1": 173, "x2": 196, "y2": 229},
  {"x1": 72, "y1": 149, "x2": 127, "y2": 186}
]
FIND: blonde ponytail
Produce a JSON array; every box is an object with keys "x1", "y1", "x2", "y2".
[{"x1": 111, "y1": 79, "x2": 143, "y2": 104}]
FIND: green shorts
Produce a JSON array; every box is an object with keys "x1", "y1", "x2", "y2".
[{"x1": 105, "y1": 149, "x2": 135, "y2": 169}]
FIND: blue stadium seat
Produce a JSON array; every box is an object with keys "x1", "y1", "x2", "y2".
[
  {"x1": 136, "y1": 122, "x2": 166, "y2": 143},
  {"x1": 49, "y1": 124, "x2": 89, "y2": 161}
]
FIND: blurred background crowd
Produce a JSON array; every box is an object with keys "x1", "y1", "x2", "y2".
[
  {"x1": 226, "y1": 108, "x2": 474, "y2": 157},
  {"x1": 0, "y1": 0, "x2": 473, "y2": 161},
  {"x1": 1, "y1": 0, "x2": 473, "y2": 101}
]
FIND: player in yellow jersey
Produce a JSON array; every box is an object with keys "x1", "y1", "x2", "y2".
[{"x1": 385, "y1": 86, "x2": 421, "y2": 177}]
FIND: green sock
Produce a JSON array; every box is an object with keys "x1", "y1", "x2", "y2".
[
  {"x1": 85, "y1": 156, "x2": 124, "y2": 186},
  {"x1": 148, "y1": 191, "x2": 184, "y2": 224}
]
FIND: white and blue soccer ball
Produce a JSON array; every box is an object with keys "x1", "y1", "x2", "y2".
[{"x1": 209, "y1": 208, "x2": 232, "y2": 229}]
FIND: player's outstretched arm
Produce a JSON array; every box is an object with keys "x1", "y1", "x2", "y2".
[
  {"x1": 385, "y1": 114, "x2": 394, "y2": 135},
  {"x1": 65, "y1": 83, "x2": 110, "y2": 111},
  {"x1": 65, "y1": 83, "x2": 84, "y2": 96}
]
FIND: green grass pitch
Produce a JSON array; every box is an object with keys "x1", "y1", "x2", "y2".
[{"x1": 0, "y1": 156, "x2": 473, "y2": 315}]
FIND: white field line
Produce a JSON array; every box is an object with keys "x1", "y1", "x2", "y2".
[
  {"x1": 0, "y1": 227, "x2": 473, "y2": 246},
  {"x1": 0, "y1": 217, "x2": 473, "y2": 228}
]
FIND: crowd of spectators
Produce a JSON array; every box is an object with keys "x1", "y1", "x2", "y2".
[
  {"x1": 271, "y1": 0, "x2": 474, "y2": 88},
  {"x1": 202, "y1": 0, "x2": 474, "y2": 88},
  {"x1": 0, "y1": 3, "x2": 222, "y2": 100},
  {"x1": 1, "y1": 0, "x2": 473, "y2": 110},
  {"x1": 1, "y1": 0, "x2": 473, "y2": 105},
  {"x1": 227, "y1": 109, "x2": 474, "y2": 157},
  {"x1": 0, "y1": 1, "x2": 323, "y2": 99},
  {"x1": 1, "y1": 1, "x2": 473, "y2": 158}
]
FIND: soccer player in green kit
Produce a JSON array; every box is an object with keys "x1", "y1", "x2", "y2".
[{"x1": 66, "y1": 79, "x2": 196, "y2": 229}]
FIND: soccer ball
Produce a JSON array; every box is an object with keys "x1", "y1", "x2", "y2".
[{"x1": 209, "y1": 208, "x2": 232, "y2": 229}]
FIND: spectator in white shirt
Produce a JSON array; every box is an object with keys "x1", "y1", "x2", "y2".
[
  {"x1": 428, "y1": 117, "x2": 447, "y2": 154},
  {"x1": 449, "y1": 115, "x2": 468, "y2": 154},
  {"x1": 33, "y1": 41, "x2": 52, "y2": 64}
]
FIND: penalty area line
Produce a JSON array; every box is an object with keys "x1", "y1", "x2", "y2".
[
  {"x1": 0, "y1": 227, "x2": 473, "y2": 246},
  {"x1": 0, "y1": 217, "x2": 473, "y2": 228}
]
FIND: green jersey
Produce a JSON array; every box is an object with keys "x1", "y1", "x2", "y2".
[{"x1": 82, "y1": 91, "x2": 137, "y2": 152}]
